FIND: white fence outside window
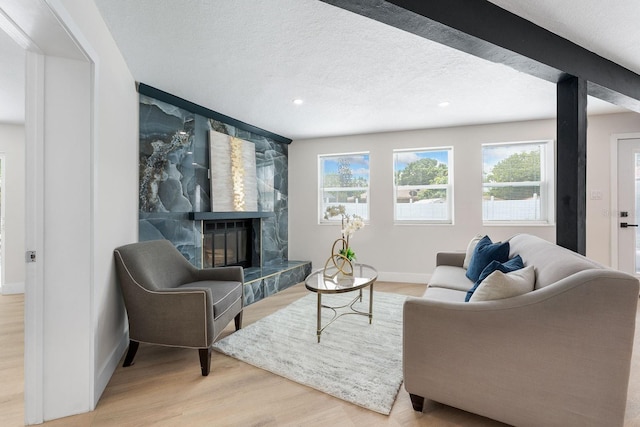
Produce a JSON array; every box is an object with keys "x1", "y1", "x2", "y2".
[
  {"x1": 482, "y1": 196, "x2": 541, "y2": 221},
  {"x1": 322, "y1": 202, "x2": 368, "y2": 220}
]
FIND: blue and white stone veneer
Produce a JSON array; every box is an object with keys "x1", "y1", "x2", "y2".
[
  {"x1": 243, "y1": 261, "x2": 313, "y2": 305},
  {"x1": 138, "y1": 94, "x2": 308, "y2": 304}
]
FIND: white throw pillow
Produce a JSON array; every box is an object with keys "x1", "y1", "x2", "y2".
[
  {"x1": 469, "y1": 265, "x2": 535, "y2": 302},
  {"x1": 463, "y1": 234, "x2": 485, "y2": 269}
]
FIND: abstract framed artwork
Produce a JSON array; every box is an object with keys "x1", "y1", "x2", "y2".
[{"x1": 209, "y1": 130, "x2": 258, "y2": 211}]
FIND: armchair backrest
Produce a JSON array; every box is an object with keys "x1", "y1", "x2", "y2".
[{"x1": 114, "y1": 240, "x2": 196, "y2": 291}]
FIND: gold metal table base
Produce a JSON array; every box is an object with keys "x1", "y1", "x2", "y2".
[{"x1": 316, "y1": 285, "x2": 374, "y2": 343}]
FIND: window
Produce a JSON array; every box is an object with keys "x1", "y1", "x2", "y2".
[
  {"x1": 482, "y1": 140, "x2": 554, "y2": 223},
  {"x1": 319, "y1": 152, "x2": 370, "y2": 222},
  {"x1": 393, "y1": 148, "x2": 452, "y2": 223}
]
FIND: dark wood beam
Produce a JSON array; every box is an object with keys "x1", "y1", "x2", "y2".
[
  {"x1": 320, "y1": 0, "x2": 640, "y2": 112},
  {"x1": 320, "y1": 0, "x2": 640, "y2": 252},
  {"x1": 556, "y1": 76, "x2": 587, "y2": 254}
]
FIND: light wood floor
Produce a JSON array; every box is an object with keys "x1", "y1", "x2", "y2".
[{"x1": 2, "y1": 282, "x2": 640, "y2": 426}]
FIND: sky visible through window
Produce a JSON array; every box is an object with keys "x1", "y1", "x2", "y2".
[
  {"x1": 483, "y1": 143, "x2": 542, "y2": 179},
  {"x1": 322, "y1": 154, "x2": 370, "y2": 182},
  {"x1": 394, "y1": 150, "x2": 448, "y2": 172}
]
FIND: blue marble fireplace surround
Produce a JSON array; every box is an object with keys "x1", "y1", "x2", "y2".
[{"x1": 138, "y1": 84, "x2": 310, "y2": 305}]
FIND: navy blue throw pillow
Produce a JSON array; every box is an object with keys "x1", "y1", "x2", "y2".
[
  {"x1": 465, "y1": 255, "x2": 524, "y2": 302},
  {"x1": 464, "y1": 236, "x2": 510, "y2": 283}
]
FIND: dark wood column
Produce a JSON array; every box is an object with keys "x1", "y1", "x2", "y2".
[{"x1": 556, "y1": 76, "x2": 587, "y2": 254}]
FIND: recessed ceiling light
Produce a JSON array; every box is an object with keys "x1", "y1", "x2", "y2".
[
  {"x1": 438, "y1": 101, "x2": 451, "y2": 108},
  {"x1": 293, "y1": 99, "x2": 304, "y2": 105}
]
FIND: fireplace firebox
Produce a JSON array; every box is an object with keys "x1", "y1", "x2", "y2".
[{"x1": 203, "y1": 220, "x2": 251, "y2": 268}]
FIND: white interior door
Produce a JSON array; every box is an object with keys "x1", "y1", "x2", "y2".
[{"x1": 617, "y1": 138, "x2": 640, "y2": 275}]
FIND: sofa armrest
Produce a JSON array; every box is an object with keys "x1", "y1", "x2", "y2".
[
  {"x1": 403, "y1": 269, "x2": 639, "y2": 426},
  {"x1": 125, "y1": 286, "x2": 214, "y2": 348},
  {"x1": 195, "y1": 265, "x2": 244, "y2": 283},
  {"x1": 435, "y1": 251, "x2": 465, "y2": 267}
]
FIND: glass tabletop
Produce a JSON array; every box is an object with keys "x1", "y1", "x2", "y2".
[{"x1": 305, "y1": 263, "x2": 378, "y2": 293}]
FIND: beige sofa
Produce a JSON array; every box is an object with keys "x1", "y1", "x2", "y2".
[{"x1": 403, "y1": 233, "x2": 639, "y2": 426}]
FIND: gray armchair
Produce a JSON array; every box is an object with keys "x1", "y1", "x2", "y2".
[{"x1": 114, "y1": 239, "x2": 244, "y2": 376}]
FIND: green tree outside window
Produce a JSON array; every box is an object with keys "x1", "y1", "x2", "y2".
[
  {"x1": 396, "y1": 157, "x2": 448, "y2": 200},
  {"x1": 484, "y1": 150, "x2": 540, "y2": 200}
]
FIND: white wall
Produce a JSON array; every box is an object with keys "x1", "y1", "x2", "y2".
[
  {"x1": 0, "y1": 124, "x2": 25, "y2": 294},
  {"x1": 289, "y1": 112, "x2": 640, "y2": 282},
  {"x1": 57, "y1": 0, "x2": 140, "y2": 407},
  {"x1": 55, "y1": 0, "x2": 139, "y2": 414}
]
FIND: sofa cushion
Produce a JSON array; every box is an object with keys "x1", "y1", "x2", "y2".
[
  {"x1": 469, "y1": 265, "x2": 535, "y2": 301},
  {"x1": 465, "y1": 236, "x2": 510, "y2": 282},
  {"x1": 429, "y1": 265, "x2": 474, "y2": 291},
  {"x1": 422, "y1": 286, "x2": 468, "y2": 303},
  {"x1": 463, "y1": 234, "x2": 484, "y2": 269},
  {"x1": 465, "y1": 255, "x2": 524, "y2": 301}
]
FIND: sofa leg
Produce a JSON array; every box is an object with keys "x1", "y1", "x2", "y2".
[
  {"x1": 234, "y1": 311, "x2": 243, "y2": 331},
  {"x1": 122, "y1": 340, "x2": 139, "y2": 367},
  {"x1": 199, "y1": 348, "x2": 211, "y2": 376},
  {"x1": 409, "y1": 394, "x2": 425, "y2": 412}
]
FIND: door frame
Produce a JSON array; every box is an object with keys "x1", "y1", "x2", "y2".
[
  {"x1": 13, "y1": 1, "x2": 96, "y2": 423},
  {"x1": 609, "y1": 132, "x2": 640, "y2": 270},
  {"x1": 23, "y1": 50, "x2": 45, "y2": 423},
  {"x1": 0, "y1": 153, "x2": 5, "y2": 289}
]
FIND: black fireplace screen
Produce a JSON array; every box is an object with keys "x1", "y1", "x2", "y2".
[{"x1": 203, "y1": 220, "x2": 250, "y2": 268}]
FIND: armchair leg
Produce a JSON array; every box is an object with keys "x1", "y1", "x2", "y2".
[
  {"x1": 409, "y1": 394, "x2": 425, "y2": 412},
  {"x1": 199, "y1": 348, "x2": 211, "y2": 376},
  {"x1": 234, "y1": 311, "x2": 243, "y2": 330},
  {"x1": 123, "y1": 340, "x2": 139, "y2": 367}
]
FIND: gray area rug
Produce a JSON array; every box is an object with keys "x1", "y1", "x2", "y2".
[{"x1": 212, "y1": 291, "x2": 406, "y2": 415}]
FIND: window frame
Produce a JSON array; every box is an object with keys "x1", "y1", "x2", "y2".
[
  {"x1": 393, "y1": 146, "x2": 454, "y2": 224},
  {"x1": 481, "y1": 140, "x2": 555, "y2": 225},
  {"x1": 318, "y1": 151, "x2": 370, "y2": 224}
]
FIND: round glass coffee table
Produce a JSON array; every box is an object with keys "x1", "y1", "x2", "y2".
[{"x1": 304, "y1": 263, "x2": 378, "y2": 342}]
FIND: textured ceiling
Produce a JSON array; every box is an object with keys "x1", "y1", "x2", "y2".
[
  {"x1": 2, "y1": 0, "x2": 637, "y2": 137},
  {"x1": 487, "y1": 0, "x2": 640, "y2": 75},
  {"x1": 92, "y1": 0, "x2": 629, "y2": 139}
]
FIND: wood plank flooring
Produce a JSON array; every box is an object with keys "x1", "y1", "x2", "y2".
[{"x1": 2, "y1": 282, "x2": 640, "y2": 426}]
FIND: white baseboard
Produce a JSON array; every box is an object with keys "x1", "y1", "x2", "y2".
[
  {"x1": 1, "y1": 281, "x2": 25, "y2": 295},
  {"x1": 377, "y1": 271, "x2": 430, "y2": 285},
  {"x1": 94, "y1": 331, "x2": 128, "y2": 408}
]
